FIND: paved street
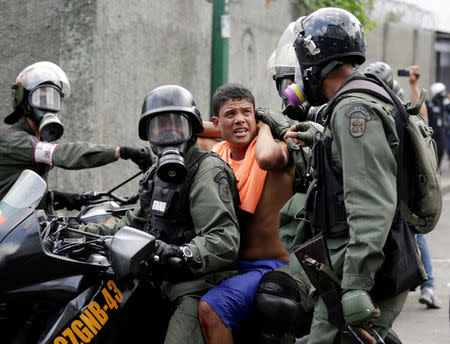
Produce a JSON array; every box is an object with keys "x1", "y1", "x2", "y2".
[{"x1": 393, "y1": 160, "x2": 450, "y2": 343}]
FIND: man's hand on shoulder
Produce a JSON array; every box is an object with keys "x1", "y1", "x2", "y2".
[{"x1": 255, "y1": 106, "x2": 295, "y2": 140}]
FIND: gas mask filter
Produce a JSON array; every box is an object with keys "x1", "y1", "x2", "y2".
[
  {"x1": 283, "y1": 82, "x2": 307, "y2": 108},
  {"x1": 283, "y1": 63, "x2": 330, "y2": 107},
  {"x1": 147, "y1": 113, "x2": 192, "y2": 183},
  {"x1": 28, "y1": 85, "x2": 64, "y2": 142},
  {"x1": 282, "y1": 65, "x2": 311, "y2": 116}
]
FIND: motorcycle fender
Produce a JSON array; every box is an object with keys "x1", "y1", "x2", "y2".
[{"x1": 40, "y1": 278, "x2": 138, "y2": 344}]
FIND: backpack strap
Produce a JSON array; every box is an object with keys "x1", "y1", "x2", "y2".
[
  {"x1": 324, "y1": 74, "x2": 412, "y2": 202},
  {"x1": 324, "y1": 76, "x2": 394, "y2": 124}
]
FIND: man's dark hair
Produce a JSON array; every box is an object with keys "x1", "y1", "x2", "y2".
[{"x1": 212, "y1": 83, "x2": 255, "y2": 116}]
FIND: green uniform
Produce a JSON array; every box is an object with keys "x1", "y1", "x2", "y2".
[
  {"x1": 0, "y1": 118, "x2": 116, "y2": 197},
  {"x1": 281, "y1": 72, "x2": 408, "y2": 343},
  {"x1": 311, "y1": 71, "x2": 408, "y2": 343},
  {"x1": 84, "y1": 143, "x2": 240, "y2": 344}
]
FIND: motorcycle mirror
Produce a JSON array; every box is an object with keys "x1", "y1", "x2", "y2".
[{"x1": 110, "y1": 226, "x2": 156, "y2": 279}]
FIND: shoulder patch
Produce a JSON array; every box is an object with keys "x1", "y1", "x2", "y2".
[
  {"x1": 345, "y1": 105, "x2": 372, "y2": 120},
  {"x1": 349, "y1": 117, "x2": 366, "y2": 138},
  {"x1": 214, "y1": 170, "x2": 227, "y2": 183},
  {"x1": 215, "y1": 171, "x2": 231, "y2": 203}
]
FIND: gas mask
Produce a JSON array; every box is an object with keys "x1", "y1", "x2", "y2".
[
  {"x1": 147, "y1": 113, "x2": 192, "y2": 183},
  {"x1": 27, "y1": 85, "x2": 64, "y2": 142},
  {"x1": 284, "y1": 64, "x2": 330, "y2": 108},
  {"x1": 281, "y1": 67, "x2": 312, "y2": 121}
]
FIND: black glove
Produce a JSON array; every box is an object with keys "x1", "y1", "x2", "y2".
[
  {"x1": 119, "y1": 146, "x2": 154, "y2": 172},
  {"x1": 52, "y1": 190, "x2": 83, "y2": 211},
  {"x1": 154, "y1": 240, "x2": 184, "y2": 264}
]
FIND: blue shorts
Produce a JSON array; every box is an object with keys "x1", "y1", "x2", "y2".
[{"x1": 201, "y1": 259, "x2": 287, "y2": 331}]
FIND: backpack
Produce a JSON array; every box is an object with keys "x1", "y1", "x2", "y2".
[{"x1": 327, "y1": 75, "x2": 442, "y2": 234}]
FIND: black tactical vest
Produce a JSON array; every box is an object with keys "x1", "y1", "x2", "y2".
[
  {"x1": 305, "y1": 77, "x2": 396, "y2": 238},
  {"x1": 306, "y1": 76, "x2": 427, "y2": 299},
  {"x1": 305, "y1": 134, "x2": 349, "y2": 238},
  {"x1": 139, "y1": 149, "x2": 235, "y2": 246}
]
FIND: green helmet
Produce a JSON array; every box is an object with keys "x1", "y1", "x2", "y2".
[{"x1": 5, "y1": 61, "x2": 70, "y2": 124}]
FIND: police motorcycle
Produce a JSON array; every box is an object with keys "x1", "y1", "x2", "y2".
[
  {"x1": 72, "y1": 171, "x2": 142, "y2": 225},
  {"x1": 0, "y1": 169, "x2": 174, "y2": 344}
]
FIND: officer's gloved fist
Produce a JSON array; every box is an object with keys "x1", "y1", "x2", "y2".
[
  {"x1": 154, "y1": 240, "x2": 184, "y2": 265},
  {"x1": 284, "y1": 121, "x2": 323, "y2": 147},
  {"x1": 341, "y1": 290, "x2": 380, "y2": 329},
  {"x1": 119, "y1": 146, "x2": 154, "y2": 172},
  {"x1": 51, "y1": 190, "x2": 83, "y2": 211},
  {"x1": 255, "y1": 106, "x2": 296, "y2": 140}
]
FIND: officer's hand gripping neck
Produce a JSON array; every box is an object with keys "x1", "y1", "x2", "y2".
[
  {"x1": 255, "y1": 106, "x2": 295, "y2": 140},
  {"x1": 119, "y1": 146, "x2": 154, "y2": 172}
]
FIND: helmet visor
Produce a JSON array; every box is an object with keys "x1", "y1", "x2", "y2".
[
  {"x1": 29, "y1": 85, "x2": 62, "y2": 111},
  {"x1": 147, "y1": 113, "x2": 191, "y2": 145}
]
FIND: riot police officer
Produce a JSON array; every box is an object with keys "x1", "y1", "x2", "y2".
[
  {"x1": 282, "y1": 8, "x2": 410, "y2": 343},
  {"x1": 0, "y1": 61, "x2": 152, "y2": 209},
  {"x1": 363, "y1": 61, "x2": 394, "y2": 89},
  {"x1": 427, "y1": 82, "x2": 447, "y2": 166},
  {"x1": 83, "y1": 84, "x2": 240, "y2": 344}
]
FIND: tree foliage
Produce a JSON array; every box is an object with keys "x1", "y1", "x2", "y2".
[{"x1": 298, "y1": 0, "x2": 378, "y2": 32}]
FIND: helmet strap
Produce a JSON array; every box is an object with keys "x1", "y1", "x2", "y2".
[{"x1": 319, "y1": 60, "x2": 343, "y2": 80}]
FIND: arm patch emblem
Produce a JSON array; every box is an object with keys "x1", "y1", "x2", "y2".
[
  {"x1": 349, "y1": 118, "x2": 366, "y2": 137},
  {"x1": 345, "y1": 105, "x2": 371, "y2": 138},
  {"x1": 219, "y1": 180, "x2": 231, "y2": 203}
]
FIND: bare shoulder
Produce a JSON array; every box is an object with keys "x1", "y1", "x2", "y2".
[{"x1": 197, "y1": 137, "x2": 221, "y2": 152}]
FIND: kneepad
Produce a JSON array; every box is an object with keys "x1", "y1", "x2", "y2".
[{"x1": 254, "y1": 271, "x2": 303, "y2": 343}]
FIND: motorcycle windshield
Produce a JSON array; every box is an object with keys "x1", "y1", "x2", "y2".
[{"x1": 0, "y1": 170, "x2": 46, "y2": 241}]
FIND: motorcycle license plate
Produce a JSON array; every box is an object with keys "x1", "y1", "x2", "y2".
[{"x1": 51, "y1": 279, "x2": 128, "y2": 344}]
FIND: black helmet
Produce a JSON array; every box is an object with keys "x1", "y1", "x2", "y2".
[
  {"x1": 294, "y1": 7, "x2": 366, "y2": 69},
  {"x1": 363, "y1": 61, "x2": 394, "y2": 89},
  {"x1": 139, "y1": 85, "x2": 203, "y2": 140},
  {"x1": 293, "y1": 7, "x2": 366, "y2": 106}
]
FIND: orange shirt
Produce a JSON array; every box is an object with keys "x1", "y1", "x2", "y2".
[{"x1": 213, "y1": 138, "x2": 267, "y2": 214}]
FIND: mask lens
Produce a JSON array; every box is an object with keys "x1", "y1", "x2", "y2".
[
  {"x1": 278, "y1": 78, "x2": 294, "y2": 99},
  {"x1": 29, "y1": 85, "x2": 61, "y2": 111},
  {"x1": 147, "y1": 113, "x2": 191, "y2": 145}
]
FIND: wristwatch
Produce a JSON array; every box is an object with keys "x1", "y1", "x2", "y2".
[{"x1": 180, "y1": 245, "x2": 193, "y2": 260}]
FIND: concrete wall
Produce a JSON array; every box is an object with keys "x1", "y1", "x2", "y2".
[
  {"x1": 227, "y1": 0, "x2": 301, "y2": 110},
  {"x1": 0, "y1": 0, "x2": 299, "y2": 195},
  {"x1": 0, "y1": 1, "x2": 437, "y2": 196},
  {"x1": 364, "y1": 22, "x2": 435, "y2": 103}
]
